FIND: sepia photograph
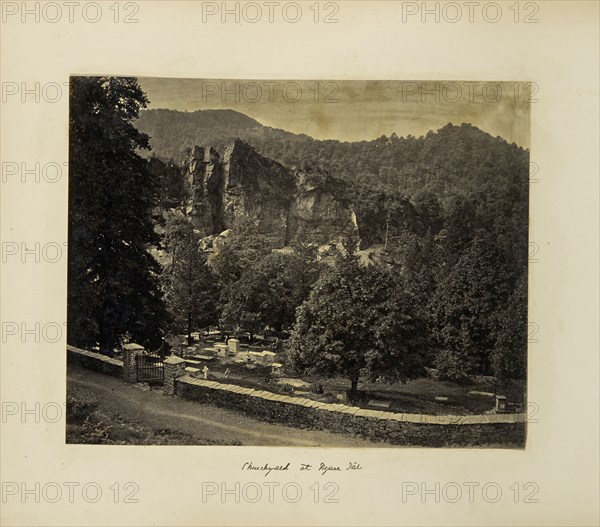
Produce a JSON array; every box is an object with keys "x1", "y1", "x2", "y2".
[
  {"x1": 3, "y1": 1, "x2": 599, "y2": 525},
  {"x1": 66, "y1": 77, "x2": 530, "y2": 448}
]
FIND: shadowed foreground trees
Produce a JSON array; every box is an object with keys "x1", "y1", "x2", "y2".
[{"x1": 68, "y1": 76, "x2": 167, "y2": 354}]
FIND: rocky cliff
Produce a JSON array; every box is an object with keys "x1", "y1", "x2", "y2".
[
  {"x1": 222, "y1": 139, "x2": 296, "y2": 247},
  {"x1": 289, "y1": 170, "x2": 357, "y2": 245},
  {"x1": 184, "y1": 145, "x2": 225, "y2": 233},
  {"x1": 156, "y1": 139, "x2": 358, "y2": 248}
]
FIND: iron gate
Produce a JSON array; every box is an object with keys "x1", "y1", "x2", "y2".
[{"x1": 136, "y1": 346, "x2": 166, "y2": 384}]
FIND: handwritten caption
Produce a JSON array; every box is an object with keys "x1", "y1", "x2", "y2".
[{"x1": 242, "y1": 461, "x2": 363, "y2": 477}]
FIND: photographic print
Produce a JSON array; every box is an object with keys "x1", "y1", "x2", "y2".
[{"x1": 66, "y1": 77, "x2": 530, "y2": 447}]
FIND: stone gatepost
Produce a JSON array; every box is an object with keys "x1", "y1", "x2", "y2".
[
  {"x1": 164, "y1": 354, "x2": 187, "y2": 396},
  {"x1": 122, "y1": 343, "x2": 145, "y2": 383}
]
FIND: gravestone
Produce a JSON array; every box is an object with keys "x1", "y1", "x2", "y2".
[
  {"x1": 495, "y1": 395, "x2": 507, "y2": 413},
  {"x1": 249, "y1": 351, "x2": 263, "y2": 362},
  {"x1": 368, "y1": 399, "x2": 391, "y2": 409},
  {"x1": 336, "y1": 391, "x2": 348, "y2": 403},
  {"x1": 262, "y1": 351, "x2": 276, "y2": 364},
  {"x1": 215, "y1": 343, "x2": 228, "y2": 357},
  {"x1": 228, "y1": 339, "x2": 239, "y2": 354}
]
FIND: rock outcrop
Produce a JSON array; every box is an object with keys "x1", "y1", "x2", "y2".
[
  {"x1": 184, "y1": 145, "x2": 225, "y2": 233},
  {"x1": 288, "y1": 171, "x2": 358, "y2": 245},
  {"x1": 157, "y1": 139, "x2": 358, "y2": 248},
  {"x1": 222, "y1": 139, "x2": 296, "y2": 247}
]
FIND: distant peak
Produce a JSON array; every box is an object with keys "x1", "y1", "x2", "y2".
[{"x1": 141, "y1": 107, "x2": 262, "y2": 127}]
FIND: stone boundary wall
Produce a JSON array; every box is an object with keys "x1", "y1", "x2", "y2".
[
  {"x1": 175, "y1": 376, "x2": 526, "y2": 447},
  {"x1": 67, "y1": 345, "x2": 123, "y2": 377},
  {"x1": 66, "y1": 346, "x2": 526, "y2": 446}
]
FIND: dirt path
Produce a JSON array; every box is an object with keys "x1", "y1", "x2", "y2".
[{"x1": 67, "y1": 365, "x2": 390, "y2": 447}]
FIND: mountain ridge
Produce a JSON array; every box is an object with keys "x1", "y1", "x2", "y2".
[
  {"x1": 136, "y1": 107, "x2": 527, "y2": 157},
  {"x1": 135, "y1": 109, "x2": 529, "y2": 201},
  {"x1": 142, "y1": 108, "x2": 528, "y2": 287}
]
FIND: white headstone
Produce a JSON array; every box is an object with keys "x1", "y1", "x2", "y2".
[{"x1": 228, "y1": 339, "x2": 239, "y2": 354}]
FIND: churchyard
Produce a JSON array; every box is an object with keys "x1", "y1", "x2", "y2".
[{"x1": 113, "y1": 331, "x2": 525, "y2": 417}]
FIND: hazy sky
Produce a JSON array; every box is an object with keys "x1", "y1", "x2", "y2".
[{"x1": 138, "y1": 77, "x2": 531, "y2": 148}]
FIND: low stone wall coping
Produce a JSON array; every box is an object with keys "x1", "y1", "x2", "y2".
[
  {"x1": 67, "y1": 344, "x2": 124, "y2": 367},
  {"x1": 177, "y1": 376, "x2": 525, "y2": 426}
]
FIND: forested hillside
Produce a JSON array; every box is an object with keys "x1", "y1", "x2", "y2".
[
  {"x1": 136, "y1": 109, "x2": 529, "y2": 198},
  {"x1": 132, "y1": 106, "x2": 530, "y2": 382},
  {"x1": 137, "y1": 109, "x2": 528, "y2": 264}
]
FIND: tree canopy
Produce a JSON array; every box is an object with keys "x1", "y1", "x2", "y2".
[
  {"x1": 68, "y1": 76, "x2": 167, "y2": 353},
  {"x1": 162, "y1": 211, "x2": 218, "y2": 344},
  {"x1": 287, "y1": 252, "x2": 429, "y2": 398},
  {"x1": 219, "y1": 246, "x2": 320, "y2": 338}
]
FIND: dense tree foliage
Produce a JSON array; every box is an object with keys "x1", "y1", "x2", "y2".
[
  {"x1": 68, "y1": 77, "x2": 167, "y2": 354},
  {"x1": 429, "y1": 231, "x2": 514, "y2": 380},
  {"x1": 123, "y1": 106, "x2": 528, "y2": 383},
  {"x1": 162, "y1": 211, "x2": 218, "y2": 344},
  {"x1": 148, "y1": 157, "x2": 187, "y2": 210},
  {"x1": 209, "y1": 217, "x2": 273, "y2": 286},
  {"x1": 211, "y1": 219, "x2": 321, "y2": 338},
  {"x1": 137, "y1": 111, "x2": 528, "y2": 257},
  {"x1": 287, "y1": 251, "x2": 428, "y2": 399},
  {"x1": 135, "y1": 109, "x2": 265, "y2": 161},
  {"x1": 220, "y1": 247, "x2": 320, "y2": 338},
  {"x1": 492, "y1": 272, "x2": 528, "y2": 383}
]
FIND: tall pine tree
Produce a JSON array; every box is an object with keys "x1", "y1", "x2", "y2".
[
  {"x1": 68, "y1": 77, "x2": 167, "y2": 354},
  {"x1": 162, "y1": 212, "x2": 218, "y2": 345}
]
